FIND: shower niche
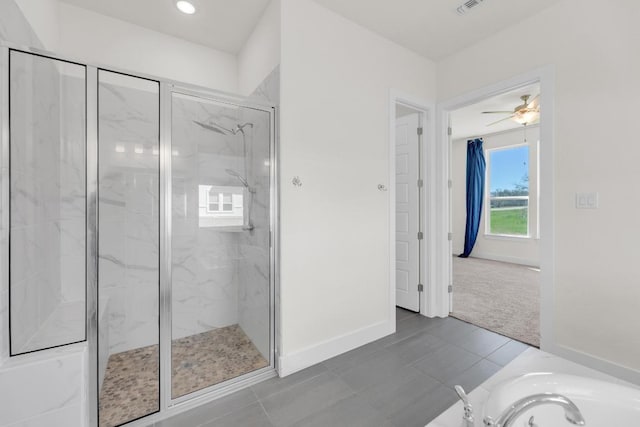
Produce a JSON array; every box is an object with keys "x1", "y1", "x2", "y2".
[{"x1": 2, "y1": 46, "x2": 276, "y2": 427}]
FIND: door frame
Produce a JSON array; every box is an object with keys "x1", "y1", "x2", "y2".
[
  {"x1": 389, "y1": 90, "x2": 434, "y2": 319},
  {"x1": 434, "y1": 66, "x2": 556, "y2": 350}
]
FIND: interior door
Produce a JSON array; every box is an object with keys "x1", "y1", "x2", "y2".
[{"x1": 395, "y1": 111, "x2": 421, "y2": 312}]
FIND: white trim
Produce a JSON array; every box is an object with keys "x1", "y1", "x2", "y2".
[
  {"x1": 435, "y1": 66, "x2": 556, "y2": 345},
  {"x1": 463, "y1": 254, "x2": 540, "y2": 269},
  {"x1": 547, "y1": 344, "x2": 640, "y2": 386},
  {"x1": 454, "y1": 123, "x2": 540, "y2": 141},
  {"x1": 277, "y1": 320, "x2": 394, "y2": 377},
  {"x1": 388, "y1": 90, "x2": 436, "y2": 318},
  {"x1": 482, "y1": 233, "x2": 536, "y2": 241}
]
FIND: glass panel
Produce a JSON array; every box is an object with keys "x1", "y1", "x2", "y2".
[
  {"x1": 97, "y1": 71, "x2": 160, "y2": 426},
  {"x1": 9, "y1": 50, "x2": 86, "y2": 355},
  {"x1": 171, "y1": 93, "x2": 271, "y2": 399},
  {"x1": 489, "y1": 146, "x2": 529, "y2": 236}
]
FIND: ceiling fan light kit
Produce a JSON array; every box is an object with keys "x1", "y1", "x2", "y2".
[{"x1": 482, "y1": 94, "x2": 540, "y2": 127}]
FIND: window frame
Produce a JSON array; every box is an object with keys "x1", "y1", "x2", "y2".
[
  {"x1": 484, "y1": 142, "x2": 531, "y2": 238},
  {"x1": 206, "y1": 191, "x2": 240, "y2": 215}
]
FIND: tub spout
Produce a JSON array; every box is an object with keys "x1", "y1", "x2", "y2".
[{"x1": 483, "y1": 393, "x2": 585, "y2": 427}]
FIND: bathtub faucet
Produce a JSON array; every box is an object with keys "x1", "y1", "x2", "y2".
[
  {"x1": 483, "y1": 393, "x2": 585, "y2": 427},
  {"x1": 454, "y1": 385, "x2": 475, "y2": 427}
]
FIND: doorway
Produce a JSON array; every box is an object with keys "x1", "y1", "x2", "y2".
[
  {"x1": 445, "y1": 81, "x2": 546, "y2": 347},
  {"x1": 393, "y1": 102, "x2": 425, "y2": 313}
]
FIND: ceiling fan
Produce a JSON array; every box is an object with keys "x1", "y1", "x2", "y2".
[{"x1": 483, "y1": 94, "x2": 540, "y2": 126}]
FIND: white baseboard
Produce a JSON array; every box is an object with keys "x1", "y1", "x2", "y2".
[
  {"x1": 278, "y1": 320, "x2": 394, "y2": 377},
  {"x1": 467, "y1": 252, "x2": 539, "y2": 268},
  {"x1": 546, "y1": 342, "x2": 640, "y2": 386}
]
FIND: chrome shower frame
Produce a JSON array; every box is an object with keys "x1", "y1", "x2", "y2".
[{"x1": 0, "y1": 40, "x2": 280, "y2": 427}]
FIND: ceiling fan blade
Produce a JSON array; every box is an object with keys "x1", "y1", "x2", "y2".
[
  {"x1": 482, "y1": 111, "x2": 514, "y2": 114},
  {"x1": 527, "y1": 94, "x2": 540, "y2": 109},
  {"x1": 487, "y1": 114, "x2": 516, "y2": 126}
]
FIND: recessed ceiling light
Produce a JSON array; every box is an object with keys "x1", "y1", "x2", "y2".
[{"x1": 176, "y1": 1, "x2": 196, "y2": 15}]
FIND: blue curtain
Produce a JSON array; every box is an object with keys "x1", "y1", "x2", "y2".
[{"x1": 460, "y1": 138, "x2": 486, "y2": 258}]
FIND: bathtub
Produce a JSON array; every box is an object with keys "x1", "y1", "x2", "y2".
[{"x1": 482, "y1": 372, "x2": 640, "y2": 426}]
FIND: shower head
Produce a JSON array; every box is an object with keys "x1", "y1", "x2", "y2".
[
  {"x1": 225, "y1": 169, "x2": 250, "y2": 188},
  {"x1": 236, "y1": 122, "x2": 254, "y2": 133},
  {"x1": 193, "y1": 120, "x2": 254, "y2": 136},
  {"x1": 193, "y1": 120, "x2": 234, "y2": 135}
]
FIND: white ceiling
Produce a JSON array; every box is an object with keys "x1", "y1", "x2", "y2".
[
  {"x1": 450, "y1": 82, "x2": 540, "y2": 140},
  {"x1": 60, "y1": 0, "x2": 560, "y2": 59},
  {"x1": 61, "y1": 0, "x2": 271, "y2": 53},
  {"x1": 312, "y1": 0, "x2": 560, "y2": 60}
]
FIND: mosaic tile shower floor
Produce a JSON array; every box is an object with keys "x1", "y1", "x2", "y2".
[{"x1": 99, "y1": 324, "x2": 269, "y2": 427}]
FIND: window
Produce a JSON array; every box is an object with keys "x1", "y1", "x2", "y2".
[
  {"x1": 198, "y1": 185, "x2": 244, "y2": 228},
  {"x1": 487, "y1": 145, "x2": 529, "y2": 236},
  {"x1": 206, "y1": 191, "x2": 234, "y2": 213},
  {"x1": 208, "y1": 191, "x2": 220, "y2": 212}
]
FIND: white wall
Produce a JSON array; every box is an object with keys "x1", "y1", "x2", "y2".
[
  {"x1": 238, "y1": 0, "x2": 281, "y2": 96},
  {"x1": 438, "y1": 0, "x2": 640, "y2": 373},
  {"x1": 278, "y1": 0, "x2": 436, "y2": 374},
  {"x1": 58, "y1": 3, "x2": 238, "y2": 92},
  {"x1": 14, "y1": 0, "x2": 60, "y2": 50},
  {"x1": 452, "y1": 126, "x2": 540, "y2": 267}
]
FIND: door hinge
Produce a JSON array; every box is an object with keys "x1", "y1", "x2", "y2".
[
  {"x1": 448, "y1": 285, "x2": 453, "y2": 293},
  {"x1": 417, "y1": 231, "x2": 424, "y2": 240},
  {"x1": 418, "y1": 284, "x2": 424, "y2": 292},
  {"x1": 417, "y1": 179, "x2": 423, "y2": 188},
  {"x1": 448, "y1": 232, "x2": 453, "y2": 241},
  {"x1": 417, "y1": 127, "x2": 423, "y2": 136},
  {"x1": 448, "y1": 179, "x2": 452, "y2": 189},
  {"x1": 448, "y1": 126, "x2": 452, "y2": 136}
]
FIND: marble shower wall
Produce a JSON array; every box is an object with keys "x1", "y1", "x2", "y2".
[
  {"x1": 98, "y1": 71, "x2": 160, "y2": 356},
  {"x1": 0, "y1": 0, "x2": 44, "y2": 50},
  {"x1": 237, "y1": 67, "x2": 279, "y2": 359},
  {"x1": 9, "y1": 51, "x2": 86, "y2": 354},
  {"x1": 0, "y1": 4, "x2": 85, "y2": 426},
  {"x1": 171, "y1": 94, "x2": 243, "y2": 340}
]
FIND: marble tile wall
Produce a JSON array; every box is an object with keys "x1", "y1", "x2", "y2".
[
  {"x1": 59, "y1": 74, "x2": 88, "y2": 305},
  {"x1": 0, "y1": 0, "x2": 44, "y2": 49},
  {"x1": 250, "y1": 66, "x2": 280, "y2": 105},
  {"x1": 9, "y1": 51, "x2": 61, "y2": 353},
  {"x1": 98, "y1": 71, "x2": 160, "y2": 356},
  {"x1": 170, "y1": 69, "x2": 277, "y2": 356},
  {"x1": 0, "y1": 348, "x2": 85, "y2": 427},
  {"x1": 0, "y1": 4, "x2": 84, "y2": 427},
  {"x1": 171, "y1": 94, "x2": 243, "y2": 340},
  {"x1": 237, "y1": 67, "x2": 279, "y2": 360},
  {"x1": 9, "y1": 51, "x2": 86, "y2": 355}
]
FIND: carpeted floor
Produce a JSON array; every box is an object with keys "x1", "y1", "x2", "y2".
[
  {"x1": 99, "y1": 324, "x2": 268, "y2": 427},
  {"x1": 451, "y1": 256, "x2": 540, "y2": 347}
]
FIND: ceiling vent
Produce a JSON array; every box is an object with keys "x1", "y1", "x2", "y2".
[{"x1": 456, "y1": 0, "x2": 486, "y2": 15}]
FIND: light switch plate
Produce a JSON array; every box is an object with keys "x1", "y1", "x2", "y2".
[{"x1": 576, "y1": 192, "x2": 599, "y2": 209}]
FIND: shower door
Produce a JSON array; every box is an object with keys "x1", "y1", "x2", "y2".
[
  {"x1": 168, "y1": 90, "x2": 274, "y2": 401},
  {"x1": 97, "y1": 71, "x2": 160, "y2": 427}
]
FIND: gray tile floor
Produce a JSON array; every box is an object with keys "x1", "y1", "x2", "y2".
[{"x1": 155, "y1": 309, "x2": 529, "y2": 427}]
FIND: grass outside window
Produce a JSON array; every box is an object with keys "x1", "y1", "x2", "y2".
[{"x1": 489, "y1": 206, "x2": 528, "y2": 236}]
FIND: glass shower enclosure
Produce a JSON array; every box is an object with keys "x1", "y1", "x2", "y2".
[{"x1": 1, "y1": 44, "x2": 276, "y2": 427}]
